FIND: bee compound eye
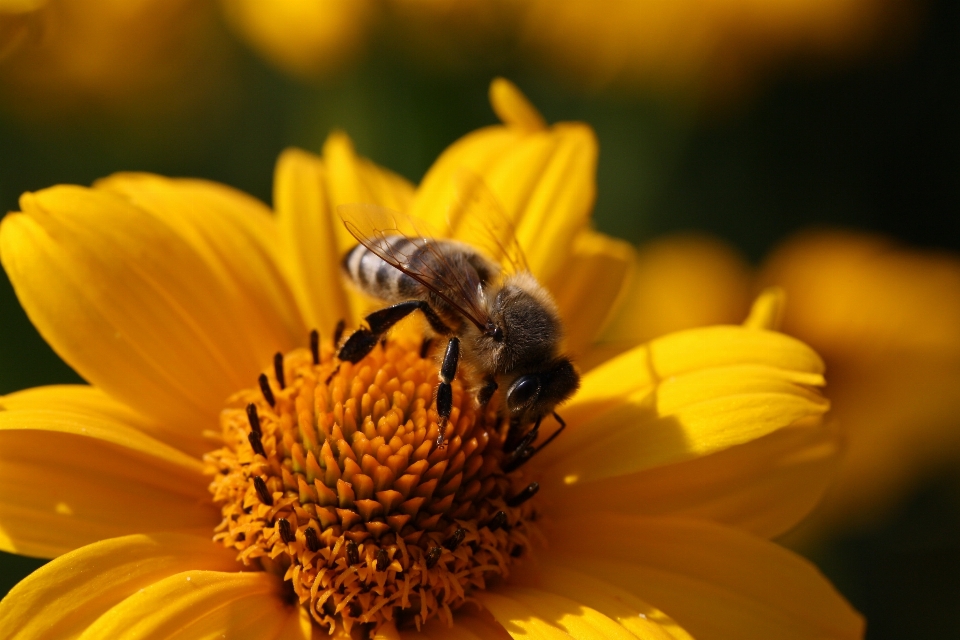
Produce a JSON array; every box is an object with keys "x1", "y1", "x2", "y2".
[{"x1": 507, "y1": 376, "x2": 541, "y2": 410}]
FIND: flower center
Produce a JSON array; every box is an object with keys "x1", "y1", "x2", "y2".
[{"x1": 205, "y1": 333, "x2": 540, "y2": 635}]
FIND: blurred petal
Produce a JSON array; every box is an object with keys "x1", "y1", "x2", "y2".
[
  {"x1": 543, "y1": 421, "x2": 840, "y2": 539},
  {"x1": 0, "y1": 185, "x2": 294, "y2": 433},
  {"x1": 549, "y1": 230, "x2": 636, "y2": 357},
  {"x1": 602, "y1": 235, "x2": 751, "y2": 347},
  {"x1": 549, "y1": 515, "x2": 864, "y2": 640},
  {"x1": 0, "y1": 408, "x2": 217, "y2": 558},
  {"x1": 0, "y1": 533, "x2": 238, "y2": 640},
  {"x1": 275, "y1": 137, "x2": 415, "y2": 332},
  {"x1": 537, "y1": 326, "x2": 827, "y2": 485},
  {"x1": 742, "y1": 287, "x2": 786, "y2": 331},
  {"x1": 77, "y1": 570, "x2": 290, "y2": 640},
  {"x1": 411, "y1": 79, "x2": 597, "y2": 283}
]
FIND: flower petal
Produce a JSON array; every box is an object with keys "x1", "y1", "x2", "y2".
[
  {"x1": 537, "y1": 326, "x2": 827, "y2": 483},
  {"x1": 1, "y1": 184, "x2": 292, "y2": 432},
  {"x1": 0, "y1": 533, "x2": 238, "y2": 640},
  {"x1": 410, "y1": 80, "x2": 597, "y2": 283},
  {"x1": 404, "y1": 613, "x2": 509, "y2": 640},
  {"x1": 274, "y1": 137, "x2": 415, "y2": 333},
  {"x1": 542, "y1": 421, "x2": 840, "y2": 539},
  {"x1": 548, "y1": 230, "x2": 636, "y2": 358},
  {"x1": 548, "y1": 515, "x2": 864, "y2": 640},
  {"x1": 0, "y1": 408, "x2": 217, "y2": 558},
  {"x1": 77, "y1": 570, "x2": 290, "y2": 640}
]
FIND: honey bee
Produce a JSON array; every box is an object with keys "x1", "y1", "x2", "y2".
[{"x1": 336, "y1": 182, "x2": 579, "y2": 469}]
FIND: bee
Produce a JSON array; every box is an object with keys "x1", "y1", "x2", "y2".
[{"x1": 336, "y1": 188, "x2": 579, "y2": 469}]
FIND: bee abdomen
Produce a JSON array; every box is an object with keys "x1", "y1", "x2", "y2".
[{"x1": 343, "y1": 235, "x2": 420, "y2": 301}]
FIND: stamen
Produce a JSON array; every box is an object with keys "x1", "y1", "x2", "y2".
[
  {"x1": 305, "y1": 527, "x2": 320, "y2": 552},
  {"x1": 376, "y1": 548, "x2": 389, "y2": 572},
  {"x1": 310, "y1": 329, "x2": 320, "y2": 365},
  {"x1": 273, "y1": 352, "x2": 285, "y2": 390},
  {"x1": 443, "y1": 528, "x2": 466, "y2": 551},
  {"x1": 257, "y1": 373, "x2": 275, "y2": 407},
  {"x1": 253, "y1": 476, "x2": 273, "y2": 505},
  {"x1": 278, "y1": 518, "x2": 294, "y2": 543},
  {"x1": 425, "y1": 546, "x2": 442, "y2": 569},
  {"x1": 486, "y1": 511, "x2": 508, "y2": 532},
  {"x1": 247, "y1": 431, "x2": 266, "y2": 457},
  {"x1": 245, "y1": 403, "x2": 261, "y2": 435},
  {"x1": 345, "y1": 540, "x2": 360, "y2": 565},
  {"x1": 333, "y1": 319, "x2": 345, "y2": 346},
  {"x1": 507, "y1": 482, "x2": 540, "y2": 507}
]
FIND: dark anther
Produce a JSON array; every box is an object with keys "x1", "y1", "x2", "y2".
[
  {"x1": 236, "y1": 532, "x2": 245, "y2": 541},
  {"x1": 506, "y1": 482, "x2": 539, "y2": 507},
  {"x1": 258, "y1": 373, "x2": 275, "y2": 407},
  {"x1": 511, "y1": 545, "x2": 525, "y2": 558},
  {"x1": 309, "y1": 329, "x2": 320, "y2": 365},
  {"x1": 443, "y1": 528, "x2": 466, "y2": 551},
  {"x1": 333, "y1": 319, "x2": 346, "y2": 346},
  {"x1": 346, "y1": 540, "x2": 360, "y2": 565},
  {"x1": 425, "y1": 546, "x2": 442, "y2": 569},
  {"x1": 253, "y1": 476, "x2": 273, "y2": 506},
  {"x1": 245, "y1": 403, "x2": 261, "y2": 435},
  {"x1": 379, "y1": 337, "x2": 387, "y2": 349},
  {"x1": 376, "y1": 548, "x2": 390, "y2": 571},
  {"x1": 420, "y1": 337, "x2": 433, "y2": 358},
  {"x1": 278, "y1": 518, "x2": 294, "y2": 543},
  {"x1": 247, "y1": 431, "x2": 266, "y2": 457},
  {"x1": 502, "y1": 446, "x2": 534, "y2": 473},
  {"x1": 273, "y1": 352, "x2": 285, "y2": 390},
  {"x1": 305, "y1": 527, "x2": 320, "y2": 552},
  {"x1": 486, "y1": 510, "x2": 508, "y2": 532},
  {"x1": 243, "y1": 506, "x2": 252, "y2": 514},
  {"x1": 324, "y1": 364, "x2": 340, "y2": 386}
]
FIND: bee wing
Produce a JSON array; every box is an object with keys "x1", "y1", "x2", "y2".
[
  {"x1": 339, "y1": 203, "x2": 493, "y2": 332},
  {"x1": 447, "y1": 170, "x2": 532, "y2": 275}
]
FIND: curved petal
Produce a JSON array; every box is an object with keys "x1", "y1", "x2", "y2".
[
  {"x1": 547, "y1": 515, "x2": 864, "y2": 640},
  {"x1": 0, "y1": 184, "x2": 295, "y2": 433},
  {"x1": 0, "y1": 409, "x2": 217, "y2": 558},
  {"x1": 410, "y1": 79, "x2": 597, "y2": 284},
  {"x1": 542, "y1": 421, "x2": 840, "y2": 539},
  {"x1": 77, "y1": 570, "x2": 291, "y2": 640},
  {"x1": 548, "y1": 230, "x2": 636, "y2": 358},
  {"x1": 1, "y1": 384, "x2": 208, "y2": 458},
  {"x1": 519, "y1": 566, "x2": 693, "y2": 640},
  {"x1": 274, "y1": 137, "x2": 415, "y2": 333},
  {"x1": 0, "y1": 533, "x2": 238, "y2": 640},
  {"x1": 536, "y1": 326, "x2": 827, "y2": 484}
]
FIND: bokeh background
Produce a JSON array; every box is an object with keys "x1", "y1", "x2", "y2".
[{"x1": 1, "y1": 0, "x2": 958, "y2": 638}]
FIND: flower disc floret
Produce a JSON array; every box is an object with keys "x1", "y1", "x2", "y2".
[{"x1": 205, "y1": 336, "x2": 539, "y2": 634}]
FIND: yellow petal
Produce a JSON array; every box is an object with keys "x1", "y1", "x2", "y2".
[
  {"x1": 528, "y1": 565, "x2": 693, "y2": 640},
  {"x1": 537, "y1": 326, "x2": 827, "y2": 483},
  {"x1": 548, "y1": 515, "x2": 864, "y2": 640},
  {"x1": 405, "y1": 612, "x2": 509, "y2": 640},
  {"x1": 490, "y1": 77, "x2": 548, "y2": 132},
  {"x1": 601, "y1": 235, "x2": 752, "y2": 347},
  {"x1": 0, "y1": 533, "x2": 238, "y2": 640},
  {"x1": 77, "y1": 570, "x2": 290, "y2": 640},
  {"x1": 275, "y1": 138, "x2": 415, "y2": 332},
  {"x1": 411, "y1": 82, "x2": 597, "y2": 283},
  {"x1": 96, "y1": 172, "x2": 307, "y2": 357},
  {"x1": 1, "y1": 185, "x2": 288, "y2": 433},
  {"x1": 742, "y1": 287, "x2": 785, "y2": 331},
  {"x1": 549, "y1": 229, "x2": 636, "y2": 358},
  {"x1": 543, "y1": 421, "x2": 840, "y2": 539},
  {"x1": 1, "y1": 384, "x2": 208, "y2": 457},
  {"x1": 476, "y1": 591, "x2": 577, "y2": 639},
  {"x1": 0, "y1": 409, "x2": 217, "y2": 558}
]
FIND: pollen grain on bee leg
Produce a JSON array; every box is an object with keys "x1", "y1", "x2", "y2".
[{"x1": 205, "y1": 334, "x2": 543, "y2": 634}]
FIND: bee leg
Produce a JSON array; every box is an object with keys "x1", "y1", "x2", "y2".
[
  {"x1": 338, "y1": 301, "x2": 425, "y2": 363},
  {"x1": 476, "y1": 377, "x2": 498, "y2": 408},
  {"x1": 435, "y1": 336, "x2": 461, "y2": 449}
]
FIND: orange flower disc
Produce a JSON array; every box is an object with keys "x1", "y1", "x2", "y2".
[{"x1": 205, "y1": 336, "x2": 539, "y2": 634}]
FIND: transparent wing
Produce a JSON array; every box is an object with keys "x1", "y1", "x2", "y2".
[
  {"x1": 446, "y1": 169, "x2": 531, "y2": 275},
  {"x1": 338, "y1": 203, "x2": 493, "y2": 332}
]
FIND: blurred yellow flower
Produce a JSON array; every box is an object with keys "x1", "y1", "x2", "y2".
[
  {"x1": 609, "y1": 231, "x2": 960, "y2": 541},
  {"x1": 0, "y1": 80, "x2": 862, "y2": 638}
]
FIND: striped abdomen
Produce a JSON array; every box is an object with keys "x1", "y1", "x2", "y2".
[{"x1": 342, "y1": 235, "x2": 425, "y2": 303}]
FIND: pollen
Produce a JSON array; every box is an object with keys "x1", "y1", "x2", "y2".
[{"x1": 205, "y1": 335, "x2": 540, "y2": 635}]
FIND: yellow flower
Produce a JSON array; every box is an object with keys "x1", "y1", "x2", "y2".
[
  {"x1": 609, "y1": 231, "x2": 960, "y2": 541},
  {"x1": 0, "y1": 80, "x2": 862, "y2": 638}
]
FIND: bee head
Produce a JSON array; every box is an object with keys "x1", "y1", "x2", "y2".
[{"x1": 505, "y1": 357, "x2": 580, "y2": 423}]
